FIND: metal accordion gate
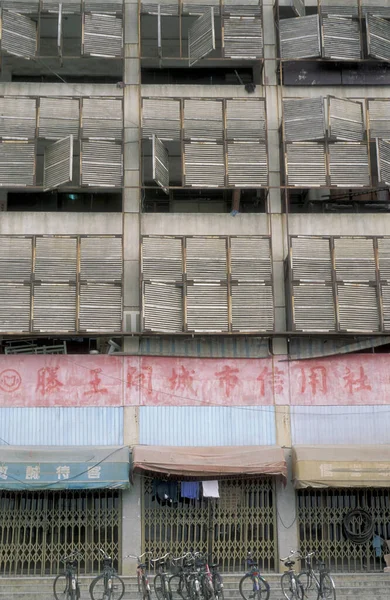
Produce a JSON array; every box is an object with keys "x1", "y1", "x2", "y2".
[
  {"x1": 0, "y1": 490, "x2": 121, "y2": 576},
  {"x1": 142, "y1": 477, "x2": 277, "y2": 572},
  {"x1": 298, "y1": 488, "x2": 390, "y2": 572}
]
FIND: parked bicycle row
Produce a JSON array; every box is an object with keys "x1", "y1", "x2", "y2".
[{"x1": 53, "y1": 548, "x2": 336, "y2": 600}]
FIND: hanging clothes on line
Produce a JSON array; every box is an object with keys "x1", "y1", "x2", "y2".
[
  {"x1": 181, "y1": 481, "x2": 200, "y2": 500},
  {"x1": 152, "y1": 479, "x2": 178, "y2": 503},
  {"x1": 202, "y1": 480, "x2": 219, "y2": 498}
]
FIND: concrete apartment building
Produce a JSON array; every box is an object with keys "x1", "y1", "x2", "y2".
[{"x1": 0, "y1": 0, "x2": 390, "y2": 582}]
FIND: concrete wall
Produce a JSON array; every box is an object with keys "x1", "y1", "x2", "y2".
[
  {"x1": 0, "y1": 83, "x2": 122, "y2": 97},
  {"x1": 288, "y1": 214, "x2": 390, "y2": 238},
  {"x1": 0, "y1": 212, "x2": 122, "y2": 235},
  {"x1": 141, "y1": 213, "x2": 270, "y2": 235},
  {"x1": 141, "y1": 84, "x2": 266, "y2": 98}
]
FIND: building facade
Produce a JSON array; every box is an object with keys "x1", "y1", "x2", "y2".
[{"x1": 0, "y1": 0, "x2": 389, "y2": 577}]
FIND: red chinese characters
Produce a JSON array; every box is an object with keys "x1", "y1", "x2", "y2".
[
  {"x1": 36, "y1": 367, "x2": 63, "y2": 395},
  {"x1": 297, "y1": 366, "x2": 327, "y2": 395},
  {"x1": 127, "y1": 365, "x2": 153, "y2": 395},
  {"x1": 84, "y1": 368, "x2": 108, "y2": 396},
  {"x1": 343, "y1": 366, "x2": 371, "y2": 394},
  {"x1": 0, "y1": 354, "x2": 383, "y2": 408},
  {"x1": 215, "y1": 366, "x2": 240, "y2": 398},
  {"x1": 257, "y1": 366, "x2": 285, "y2": 396},
  {"x1": 169, "y1": 366, "x2": 197, "y2": 396}
]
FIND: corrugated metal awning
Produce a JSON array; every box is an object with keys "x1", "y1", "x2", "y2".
[
  {"x1": 293, "y1": 445, "x2": 390, "y2": 489},
  {"x1": 133, "y1": 445, "x2": 287, "y2": 479},
  {"x1": 0, "y1": 446, "x2": 130, "y2": 491},
  {"x1": 288, "y1": 336, "x2": 390, "y2": 360},
  {"x1": 139, "y1": 336, "x2": 270, "y2": 358}
]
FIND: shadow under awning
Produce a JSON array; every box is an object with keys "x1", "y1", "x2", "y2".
[
  {"x1": 0, "y1": 446, "x2": 130, "y2": 491},
  {"x1": 293, "y1": 445, "x2": 390, "y2": 489},
  {"x1": 132, "y1": 445, "x2": 287, "y2": 480}
]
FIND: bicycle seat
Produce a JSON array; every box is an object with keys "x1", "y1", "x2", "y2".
[
  {"x1": 211, "y1": 563, "x2": 219, "y2": 568},
  {"x1": 138, "y1": 563, "x2": 147, "y2": 569},
  {"x1": 285, "y1": 561, "x2": 295, "y2": 568}
]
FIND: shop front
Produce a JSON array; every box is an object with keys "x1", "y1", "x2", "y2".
[
  {"x1": 0, "y1": 446, "x2": 130, "y2": 576},
  {"x1": 293, "y1": 445, "x2": 390, "y2": 572},
  {"x1": 133, "y1": 444, "x2": 287, "y2": 572}
]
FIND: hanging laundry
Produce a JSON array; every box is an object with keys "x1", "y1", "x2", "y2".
[
  {"x1": 181, "y1": 481, "x2": 200, "y2": 500},
  {"x1": 152, "y1": 479, "x2": 178, "y2": 503},
  {"x1": 202, "y1": 480, "x2": 220, "y2": 498}
]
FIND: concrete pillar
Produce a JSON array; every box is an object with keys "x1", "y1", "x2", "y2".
[
  {"x1": 123, "y1": 0, "x2": 141, "y2": 338},
  {"x1": 262, "y1": 1, "x2": 288, "y2": 355},
  {"x1": 275, "y1": 406, "x2": 299, "y2": 571},
  {"x1": 121, "y1": 474, "x2": 142, "y2": 575},
  {"x1": 121, "y1": 406, "x2": 141, "y2": 575},
  {"x1": 121, "y1": 3, "x2": 142, "y2": 577},
  {"x1": 124, "y1": 406, "x2": 139, "y2": 447}
]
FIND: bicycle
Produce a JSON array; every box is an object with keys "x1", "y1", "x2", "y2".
[
  {"x1": 152, "y1": 552, "x2": 171, "y2": 600},
  {"x1": 186, "y1": 554, "x2": 209, "y2": 600},
  {"x1": 239, "y1": 552, "x2": 270, "y2": 600},
  {"x1": 127, "y1": 552, "x2": 153, "y2": 600},
  {"x1": 297, "y1": 552, "x2": 336, "y2": 600},
  {"x1": 89, "y1": 548, "x2": 125, "y2": 600},
  {"x1": 170, "y1": 552, "x2": 213, "y2": 600},
  {"x1": 53, "y1": 550, "x2": 81, "y2": 600},
  {"x1": 280, "y1": 551, "x2": 304, "y2": 600},
  {"x1": 169, "y1": 553, "x2": 193, "y2": 600},
  {"x1": 194, "y1": 553, "x2": 215, "y2": 600},
  {"x1": 209, "y1": 560, "x2": 224, "y2": 600}
]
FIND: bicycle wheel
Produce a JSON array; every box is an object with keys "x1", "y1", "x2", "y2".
[
  {"x1": 54, "y1": 574, "x2": 71, "y2": 600},
  {"x1": 318, "y1": 574, "x2": 335, "y2": 600},
  {"x1": 90, "y1": 575, "x2": 104, "y2": 600},
  {"x1": 111, "y1": 574, "x2": 125, "y2": 600},
  {"x1": 169, "y1": 574, "x2": 186, "y2": 600},
  {"x1": 155, "y1": 574, "x2": 169, "y2": 600},
  {"x1": 239, "y1": 574, "x2": 270, "y2": 600},
  {"x1": 281, "y1": 573, "x2": 303, "y2": 600},
  {"x1": 212, "y1": 574, "x2": 224, "y2": 600},
  {"x1": 297, "y1": 573, "x2": 317, "y2": 600},
  {"x1": 90, "y1": 573, "x2": 126, "y2": 600}
]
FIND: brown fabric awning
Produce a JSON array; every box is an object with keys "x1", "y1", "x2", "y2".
[
  {"x1": 293, "y1": 445, "x2": 390, "y2": 489},
  {"x1": 133, "y1": 445, "x2": 287, "y2": 480}
]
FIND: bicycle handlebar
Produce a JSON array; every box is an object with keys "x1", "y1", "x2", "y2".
[
  {"x1": 151, "y1": 552, "x2": 170, "y2": 563},
  {"x1": 61, "y1": 551, "x2": 81, "y2": 562},
  {"x1": 280, "y1": 550, "x2": 300, "y2": 562},
  {"x1": 280, "y1": 550, "x2": 316, "y2": 562},
  {"x1": 99, "y1": 548, "x2": 112, "y2": 560},
  {"x1": 171, "y1": 553, "x2": 192, "y2": 562},
  {"x1": 124, "y1": 551, "x2": 152, "y2": 561}
]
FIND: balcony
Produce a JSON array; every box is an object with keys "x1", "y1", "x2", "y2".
[{"x1": 278, "y1": 0, "x2": 390, "y2": 86}]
